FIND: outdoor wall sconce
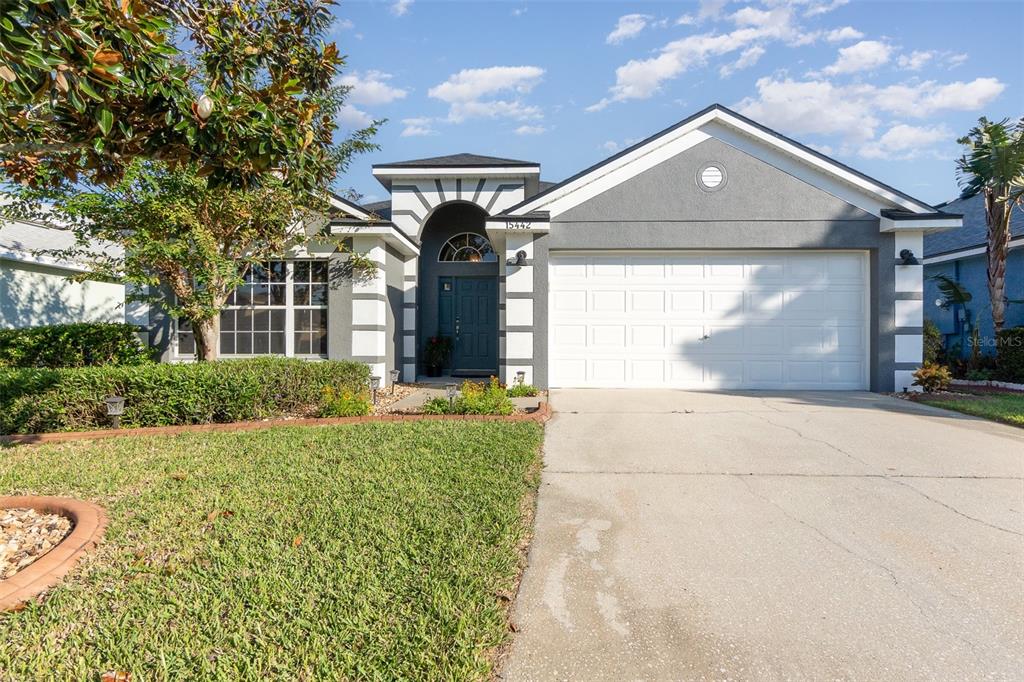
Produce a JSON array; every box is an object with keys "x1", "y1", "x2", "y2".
[
  {"x1": 389, "y1": 368, "x2": 401, "y2": 394},
  {"x1": 104, "y1": 395, "x2": 125, "y2": 429},
  {"x1": 445, "y1": 382, "x2": 458, "y2": 409},
  {"x1": 515, "y1": 370, "x2": 526, "y2": 386},
  {"x1": 505, "y1": 250, "x2": 527, "y2": 267},
  {"x1": 369, "y1": 375, "x2": 381, "y2": 404},
  {"x1": 899, "y1": 249, "x2": 919, "y2": 266}
]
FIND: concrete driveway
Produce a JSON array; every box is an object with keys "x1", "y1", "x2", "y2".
[{"x1": 500, "y1": 391, "x2": 1024, "y2": 681}]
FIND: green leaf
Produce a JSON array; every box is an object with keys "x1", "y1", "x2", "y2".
[
  {"x1": 77, "y1": 77, "x2": 103, "y2": 102},
  {"x1": 97, "y1": 107, "x2": 114, "y2": 136}
]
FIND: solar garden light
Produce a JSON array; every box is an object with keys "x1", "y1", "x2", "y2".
[
  {"x1": 389, "y1": 368, "x2": 401, "y2": 394},
  {"x1": 104, "y1": 395, "x2": 125, "y2": 429},
  {"x1": 515, "y1": 370, "x2": 526, "y2": 386},
  {"x1": 369, "y1": 376, "x2": 381, "y2": 405},
  {"x1": 445, "y1": 382, "x2": 458, "y2": 410}
]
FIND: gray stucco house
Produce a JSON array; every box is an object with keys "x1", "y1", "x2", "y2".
[
  {"x1": 924, "y1": 193, "x2": 1023, "y2": 355},
  {"x1": 153, "y1": 104, "x2": 963, "y2": 392}
]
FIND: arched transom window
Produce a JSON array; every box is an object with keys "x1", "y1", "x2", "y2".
[{"x1": 438, "y1": 232, "x2": 497, "y2": 263}]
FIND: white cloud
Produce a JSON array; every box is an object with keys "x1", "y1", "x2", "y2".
[
  {"x1": 878, "y1": 77, "x2": 1006, "y2": 118},
  {"x1": 334, "y1": 18, "x2": 354, "y2": 31},
  {"x1": 515, "y1": 125, "x2": 547, "y2": 136},
  {"x1": 698, "y1": 0, "x2": 730, "y2": 22},
  {"x1": 897, "y1": 50, "x2": 934, "y2": 71},
  {"x1": 335, "y1": 70, "x2": 407, "y2": 106},
  {"x1": 337, "y1": 104, "x2": 373, "y2": 129},
  {"x1": 825, "y1": 26, "x2": 863, "y2": 42},
  {"x1": 720, "y1": 45, "x2": 765, "y2": 77},
  {"x1": 947, "y1": 53, "x2": 968, "y2": 68},
  {"x1": 820, "y1": 40, "x2": 892, "y2": 75},
  {"x1": 735, "y1": 75, "x2": 1006, "y2": 145},
  {"x1": 860, "y1": 123, "x2": 952, "y2": 159},
  {"x1": 511, "y1": 7, "x2": 527, "y2": 16},
  {"x1": 607, "y1": 14, "x2": 652, "y2": 44},
  {"x1": 589, "y1": 6, "x2": 814, "y2": 110},
  {"x1": 400, "y1": 118, "x2": 437, "y2": 137},
  {"x1": 429, "y1": 66, "x2": 545, "y2": 122},
  {"x1": 390, "y1": 0, "x2": 412, "y2": 17},
  {"x1": 737, "y1": 77, "x2": 880, "y2": 142},
  {"x1": 803, "y1": 0, "x2": 849, "y2": 17},
  {"x1": 676, "y1": 14, "x2": 696, "y2": 25},
  {"x1": 601, "y1": 140, "x2": 621, "y2": 153}
]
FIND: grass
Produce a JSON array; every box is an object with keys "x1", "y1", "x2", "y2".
[
  {"x1": 917, "y1": 391, "x2": 1024, "y2": 427},
  {"x1": 0, "y1": 421, "x2": 544, "y2": 680}
]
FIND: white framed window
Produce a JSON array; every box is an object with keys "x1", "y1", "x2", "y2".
[
  {"x1": 174, "y1": 259, "x2": 329, "y2": 358},
  {"x1": 438, "y1": 232, "x2": 497, "y2": 263}
]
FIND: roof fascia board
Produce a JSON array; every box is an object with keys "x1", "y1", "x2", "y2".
[
  {"x1": 373, "y1": 166, "x2": 540, "y2": 178},
  {"x1": 880, "y1": 216, "x2": 963, "y2": 232},
  {"x1": 329, "y1": 223, "x2": 420, "y2": 256},
  {"x1": 923, "y1": 236, "x2": 1024, "y2": 265},
  {"x1": 327, "y1": 193, "x2": 372, "y2": 220},
  {"x1": 0, "y1": 249, "x2": 91, "y2": 272}
]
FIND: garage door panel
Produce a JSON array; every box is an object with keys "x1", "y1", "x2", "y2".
[{"x1": 549, "y1": 251, "x2": 868, "y2": 390}]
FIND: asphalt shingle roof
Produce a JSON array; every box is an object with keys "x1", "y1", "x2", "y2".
[{"x1": 926, "y1": 193, "x2": 1024, "y2": 257}]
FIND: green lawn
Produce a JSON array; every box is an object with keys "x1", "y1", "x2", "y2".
[
  {"x1": 0, "y1": 421, "x2": 543, "y2": 680},
  {"x1": 917, "y1": 392, "x2": 1024, "y2": 427}
]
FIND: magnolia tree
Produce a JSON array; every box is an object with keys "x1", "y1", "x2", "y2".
[
  {"x1": 0, "y1": 0, "x2": 376, "y2": 190},
  {"x1": 1, "y1": 0, "x2": 380, "y2": 360},
  {"x1": 956, "y1": 117, "x2": 1024, "y2": 334}
]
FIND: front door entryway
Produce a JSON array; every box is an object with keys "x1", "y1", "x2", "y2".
[{"x1": 439, "y1": 276, "x2": 498, "y2": 375}]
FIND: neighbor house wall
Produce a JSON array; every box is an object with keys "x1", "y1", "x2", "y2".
[
  {"x1": 924, "y1": 249, "x2": 1024, "y2": 355},
  {"x1": 533, "y1": 137, "x2": 902, "y2": 391},
  {"x1": 0, "y1": 259, "x2": 125, "y2": 329}
]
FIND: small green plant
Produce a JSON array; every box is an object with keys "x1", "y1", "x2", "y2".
[
  {"x1": 423, "y1": 336, "x2": 451, "y2": 376},
  {"x1": 421, "y1": 397, "x2": 452, "y2": 414},
  {"x1": 419, "y1": 378, "x2": 515, "y2": 415},
  {"x1": 996, "y1": 327, "x2": 1024, "y2": 382},
  {"x1": 507, "y1": 383, "x2": 539, "y2": 398},
  {"x1": 912, "y1": 363, "x2": 953, "y2": 393},
  {"x1": 923, "y1": 319, "x2": 944, "y2": 366},
  {"x1": 965, "y1": 368, "x2": 995, "y2": 382},
  {"x1": 320, "y1": 386, "x2": 372, "y2": 417}
]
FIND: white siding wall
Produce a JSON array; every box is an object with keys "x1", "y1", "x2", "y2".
[{"x1": 0, "y1": 260, "x2": 124, "y2": 329}]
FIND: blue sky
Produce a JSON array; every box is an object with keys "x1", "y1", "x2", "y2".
[{"x1": 329, "y1": 0, "x2": 1023, "y2": 207}]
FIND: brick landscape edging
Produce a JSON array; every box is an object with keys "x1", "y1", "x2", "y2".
[
  {"x1": 0, "y1": 496, "x2": 109, "y2": 611},
  {"x1": 0, "y1": 402, "x2": 552, "y2": 447}
]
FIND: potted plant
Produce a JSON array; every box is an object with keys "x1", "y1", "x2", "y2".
[{"x1": 423, "y1": 336, "x2": 451, "y2": 377}]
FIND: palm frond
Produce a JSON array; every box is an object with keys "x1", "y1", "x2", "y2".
[{"x1": 930, "y1": 274, "x2": 973, "y2": 307}]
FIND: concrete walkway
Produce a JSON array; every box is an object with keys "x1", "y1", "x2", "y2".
[{"x1": 501, "y1": 390, "x2": 1024, "y2": 681}]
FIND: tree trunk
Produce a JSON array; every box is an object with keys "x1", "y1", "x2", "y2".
[
  {"x1": 984, "y1": 190, "x2": 1011, "y2": 334},
  {"x1": 193, "y1": 316, "x2": 220, "y2": 361}
]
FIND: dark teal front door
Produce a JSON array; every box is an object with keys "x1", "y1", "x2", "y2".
[{"x1": 439, "y1": 276, "x2": 497, "y2": 375}]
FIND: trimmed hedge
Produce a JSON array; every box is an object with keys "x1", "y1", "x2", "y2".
[
  {"x1": 0, "y1": 358, "x2": 370, "y2": 434},
  {"x1": 0, "y1": 323, "x2": 152, "y2": 368},
  {"x1": 996, "y1": 327, "x2": 1024, "y2": 382}
]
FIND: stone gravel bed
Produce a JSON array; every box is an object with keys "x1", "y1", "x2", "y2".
[
  {"x1": 372, "y1": 383, "x2": 419, "y2": 414},
  {"x1": 1, "y1": 508, "x2": 74, "y2": 580}
]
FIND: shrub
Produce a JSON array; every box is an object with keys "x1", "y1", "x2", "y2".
[
  {"x1": 0, "y1": 323, "x2": 152, "y2": 368},
  {"x1": 996, "y1": 327, "x2": 1024, "y2": 383},
  {"x1": 923, "y1": 320, "x2": 944, "y2": 366},
  {"x1": 507, "y1": 383, "x2": 539, "y2": 398},
  {"x1": 420, "y1": 378, "x2": 515, "y2": 416},
  {"x1": 320, "y1": 386, "x2": 372, "y2": 417},
  {"x1": 0, "y1": 358, "x2": 370, "y2": 434},
  {"x1": 912, "y1": 363, "x2": 952, "y2": 393}
]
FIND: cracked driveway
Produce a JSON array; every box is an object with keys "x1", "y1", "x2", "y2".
[{"x1": 501, "y1": 390, "x2": 1024, "y2": 681}]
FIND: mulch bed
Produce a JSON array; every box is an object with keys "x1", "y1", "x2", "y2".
[{"x1": 1, "y1": 508, "x2": 73, "y2": 580}]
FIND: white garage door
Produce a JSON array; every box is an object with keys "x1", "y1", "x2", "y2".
[{"x1": 548, "y1": 251, "x2": 869, "y2": 390}]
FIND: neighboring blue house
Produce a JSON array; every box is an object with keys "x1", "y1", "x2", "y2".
[{"x1": 924, "y1": 193, "x2": 1024, "y2": 356}]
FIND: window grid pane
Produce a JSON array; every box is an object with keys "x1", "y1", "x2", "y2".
[{"x1": 176, "y1": 259, "x2": 328, "y2": 358}]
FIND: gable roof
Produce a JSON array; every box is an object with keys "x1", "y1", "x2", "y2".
[
  {"x1": 925, "y1": 192, "x2": 1024, "y2": 257},
  {"x1": 327, "y1": 191, "x2": 375, "y2": 220},
  {"x1": 373, "y1": 153, "x2": 538, "y2": 169},
  {"x1": 502, "y1": 103, "x2": 938, "y2": 218},
  {"x1": 0, "y1": 218, "x2": 121, "y2": 272}
]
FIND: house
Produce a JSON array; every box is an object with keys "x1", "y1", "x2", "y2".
[
  {"x1": 924, "y1": 193, "x2": 1023, "y2": 355},
  {"x1": 151, "y1": 104, "x2": 962, "y2": 392},
  {"x1": 0, "y1": 218, "x2": 141, "y2": 329}
]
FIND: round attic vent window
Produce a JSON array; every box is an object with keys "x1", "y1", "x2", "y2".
[{"x1": 697, "y1": 164, "x2": 726, "y2": 191}]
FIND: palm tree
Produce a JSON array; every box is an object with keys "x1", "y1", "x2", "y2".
[{"x1": 956, "y1": 117, "x2": 1024, "y2": 334}]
